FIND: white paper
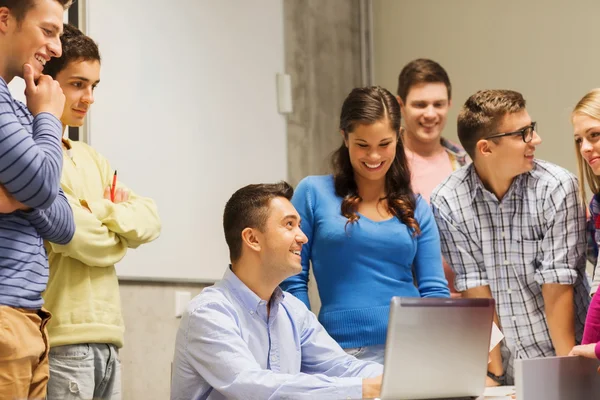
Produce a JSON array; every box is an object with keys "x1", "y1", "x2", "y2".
[
  {"x1": 489, "y1": 322, "x2": 504, "y2": 352},
  {"x1": 483, "y1": 385, "x2": 516, "y2": 397}
]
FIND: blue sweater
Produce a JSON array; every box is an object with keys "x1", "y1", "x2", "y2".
[
  {"x1": 0, "y1": 78, "x2": 75, "y2": 309},
  {"x1": 280, "y1": 175, "x2": 449, "y2": 348}
]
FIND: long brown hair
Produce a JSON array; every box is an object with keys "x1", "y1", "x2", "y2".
[{"x1": 331, "y1": 86, "x2": 420, "y2": 235}]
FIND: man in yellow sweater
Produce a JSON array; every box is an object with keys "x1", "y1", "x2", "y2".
[{"x1": 41, "y1": 24, "x2": 162, "y2": 400}]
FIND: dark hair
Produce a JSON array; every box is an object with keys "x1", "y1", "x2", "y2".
[
  {"x1": 223, "y1": 182, "x2": 294, "y2": 262},
  {"x1": 332, "y1": 86, "x2": 420, "y2": 235},
  {"x1": 397, "y1": 58, "x2": 451, "y2": 103},
  {"x1": 0, "y1": 0, "x2": 72, "y2": 22},
  {"x1": 44, "y1": 23, "x2": 101, "y2": 78},
  {"x1": 457, "y1": 89, "x2": 526, "y2": 159}
]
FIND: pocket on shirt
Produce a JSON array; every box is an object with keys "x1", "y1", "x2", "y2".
[{"x1": 514, "y1": 239, "x2": 541, "y2": 273}]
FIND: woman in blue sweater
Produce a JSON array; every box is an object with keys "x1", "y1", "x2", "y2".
[{"x1": 280, "y1": 86, "x2": 450, "y2": 363}]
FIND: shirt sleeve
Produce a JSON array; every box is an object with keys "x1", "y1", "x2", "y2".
[
  {"x1": 431, "y1": 194, "x2": 489, "y2": 291},
  {"x1": 178, "y1": 301, "x2": 370, "y2": 400},
  {"x1": 0, "y1": 91, "x2": 63, "y2": 209},
  {"x1": 19, "y1": 187, "x2": 74, "y2": 245},
  {"x1": 412, "y1": 197, "x2": 450, "y2": 298},
  {"x1": 582, "y1": 289, "x2": 600, "y2": 346},
  {"x1": 45, "y1": 184, "x2": 129, "y2": 267},
  {"x1": 280, "y1": 178, "x2": 314, "y2": 308},
  {"x1": 81, "y1": 146, "x2": 161, "y2": 248},
  {"x1": 535, "y1": 174, "x2": 585, "y2": 286}
]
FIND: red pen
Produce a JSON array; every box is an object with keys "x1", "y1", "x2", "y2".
[{"x1": 110, "y1": 170, "x2": 117, "y2": 202}]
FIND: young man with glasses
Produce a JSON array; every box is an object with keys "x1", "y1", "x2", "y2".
[{"x1": 431, "y1": 89, "x2": 590, "y2": 386}]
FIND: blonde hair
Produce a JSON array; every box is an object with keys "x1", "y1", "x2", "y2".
[{"x1": 572, "y1": 88, "x2": 600, "y2": 206}]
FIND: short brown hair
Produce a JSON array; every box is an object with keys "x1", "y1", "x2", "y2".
[
  {"x1": 44, "y1": 23, "x2": 101, "y2": 78},
  {"x1": 397, "y1": 58, "x2": 451, "y2": 103},
  {"x1": 223, "y1": 182, "x2": 293, "y2": 262},
  {"x1": 0, "y1": 0, "x2": 72, "y2": 22},
  {"x1": 457, "y1": 89, "x2": 526, "y2": 159}
]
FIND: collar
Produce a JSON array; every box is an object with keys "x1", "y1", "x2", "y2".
[
  {"x1": 467, "y1": 164, "x2": 525, "y2": 202},
  {"x1": 440, "y1": 137, "x2": 468, "y2": 158},
  {"x1": 221, "y1": 266, "x2": 285, "y2": 315}
]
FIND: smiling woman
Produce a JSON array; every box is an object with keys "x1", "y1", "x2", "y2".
[
  {"x1": 570, "y1": 88, "x2": 600, "y2": 366},
  {"x1": 572, "y1": 89, "x2": 600, "y2": 296},
  {"x1": 280, "y1": 86, "x2": 450, "y2": 364}
]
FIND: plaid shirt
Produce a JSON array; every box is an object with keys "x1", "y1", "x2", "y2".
[
  {"x1": 440, "y1": 137, "x2": 471, "y2": 171},
  {"x1": 431, "y1": 160, "x2": 590, "y2": 384}
]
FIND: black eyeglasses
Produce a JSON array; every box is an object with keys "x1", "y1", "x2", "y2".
[{"x1": 485, "y1": 121, "x2": 537, "y2": 143}]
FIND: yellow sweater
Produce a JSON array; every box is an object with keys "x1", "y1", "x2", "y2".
[{"x1": 43, "y1": 139, "x2": 161, "y2": 348}]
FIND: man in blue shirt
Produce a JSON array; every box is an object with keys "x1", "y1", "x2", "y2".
[
  {"x1": 171, "y1": 182, "x2": 383, "y2": 400},
  {"x1": 0, "y1": 1, "x2": 75, "y2": 399}
]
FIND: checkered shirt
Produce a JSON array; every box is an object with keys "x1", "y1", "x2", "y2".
[{"x1": 431, "y1": 160, "x2": 590, "y2": 384}]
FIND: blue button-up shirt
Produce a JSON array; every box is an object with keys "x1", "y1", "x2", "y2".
[{"x1": 171, "y1": 267, "x2": 383, "y2": 400}]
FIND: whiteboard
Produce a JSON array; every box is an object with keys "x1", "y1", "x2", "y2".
[{"x1": 85, "y1": 0, "x2": 287, "y2": 282}]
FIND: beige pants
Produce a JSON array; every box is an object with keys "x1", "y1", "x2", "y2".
[{"x1": 0, "y1": 306, "x2": 51, "y2": 400}]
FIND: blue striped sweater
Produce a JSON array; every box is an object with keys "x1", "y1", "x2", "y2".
[{"x1": 0, "y1": 77, "x2": 75, "y2": 309}]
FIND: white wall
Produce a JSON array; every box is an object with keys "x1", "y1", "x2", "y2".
[
  {"x1": 373, "y1": 0, "x2": 600, "y2": 176},
  {"x1": 86, "y1": 0, "x2": 287, "y2": 282}
]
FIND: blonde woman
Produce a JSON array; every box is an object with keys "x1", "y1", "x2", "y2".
[{"x1": 570, "y1": 89, "x2": 600, "y2": 365}]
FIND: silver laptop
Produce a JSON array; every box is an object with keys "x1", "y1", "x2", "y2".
[
  {"x1": 515, "y1": 356, "x2": 600, "y2": 400},
  {"x1": 380, "y1": 297, "x2": 495, "y2": 400}
]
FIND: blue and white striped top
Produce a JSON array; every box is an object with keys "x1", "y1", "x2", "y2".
[{"x1": 0, "y1": 77, "x2": 75, "y2": 309}]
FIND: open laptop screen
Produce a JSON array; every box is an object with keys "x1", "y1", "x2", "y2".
[{"x1": 380, "y1": 297, "x2": 495, "y2": 400}]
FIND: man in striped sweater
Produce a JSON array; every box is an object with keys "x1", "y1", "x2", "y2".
[{"x1": 0, "y1": 0, "x2": 75, "y2": 399}]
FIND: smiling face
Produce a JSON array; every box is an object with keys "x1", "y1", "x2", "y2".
[
  {"x1": 55, "y1": 59, "x2": 100, "y2": 127},
  {"x1": 481, "y1": 110, "x2": 542, "y2": 178},
  {"x1": 1, "y1": 0, "x2": 64, "y2": 82},
  {"x1": 344, "y1": 119, "x2": 397, "y2": 186},
  {"x1": 573, "y1": 113, "x2": 600, "y2": 176},
  {"x1": 400, "y1": 82, "x2": 451, "y2": 146},
  {"x1": 255, "y1": 197, "x2": 308, "y2": 279},
  {"x1": 245, "y1": 197, "x2": 307, "y2": 280}
]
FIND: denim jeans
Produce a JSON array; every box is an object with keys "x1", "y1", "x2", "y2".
[
  {"x1": 344, "y1": 344, "x2": 385, "y2": 364},
  {"x1": 47, "y1": 343, "x2": 121, "y2": 400}
]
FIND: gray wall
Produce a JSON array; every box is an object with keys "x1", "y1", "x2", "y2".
[
  {"x1": 372, "y1": 0, "x2": 600, "y2": 177},
  {"x1": 285, "y1": 0, "x2": 364, "y2": 187},
  {"x1": 119, "y1": 1, "x2": 366, "y2": 398}
]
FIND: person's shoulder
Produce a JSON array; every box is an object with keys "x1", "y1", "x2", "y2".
[
  {"x1": 0, "y1": 77, "x2": 10, "y2": 99},
  {"x1": 441, "y1": 137, "x2": 467, "y2": 154},
  {"x1": 294, "y1": 174, "x2": 335, "y2": 200},
  {"x1": 296, "y1": 174, "x2": 334, "y2": 190},
  {"x1": 431, "y1": 164, "x2": 473, "y2": 199},
  {"x1": 69, "y1": 140, "x2": 95, "y2": 154},
  {"x1": 282, "y1": 290, "x2": 308, "y2": 309},
  {"x1": 529, "y1": 160, "x2": 577, "y2": 189},
  {"x1": 281, "y1": 290, "x2": 311, "y2": 321},
  {"x1": 413, "y1": 194, "x2": 429, "y2": 213},
  {"x1": 184, "y1": 284, "x2": 235, "y2": 319}
]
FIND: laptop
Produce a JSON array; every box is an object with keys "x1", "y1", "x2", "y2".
[
  {"x1": 380, "y1": 297, "x2": 495, "y2": 400},
  {"x1": 515, "y1": 355, "x2": 600, "y2": 400}
]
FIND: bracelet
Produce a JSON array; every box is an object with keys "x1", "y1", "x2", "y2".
[{"x1": 487, "y1": 371, "x2": 506, "y2": 385}]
